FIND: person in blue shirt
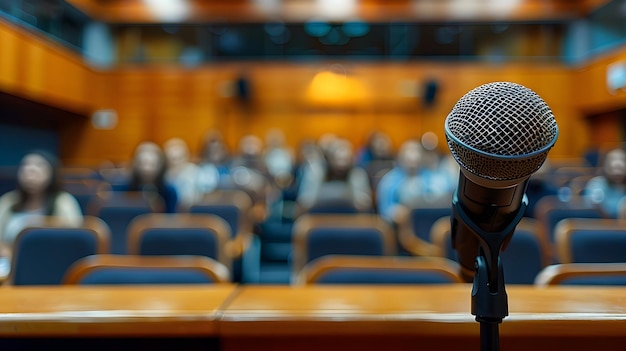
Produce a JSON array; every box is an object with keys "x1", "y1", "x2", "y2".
[
  {"x1": 584, "y1": 147, "x2": 626, "y2": 218},
  {"x1": 377, "y1": 139, "x2": 456, "y2": 227},
  {"x1": 377, "y1": 140, "x2": 424, "y2": 226},
  {"x1": 196, "y1": 130, "x2": 233, "y2": 196}
]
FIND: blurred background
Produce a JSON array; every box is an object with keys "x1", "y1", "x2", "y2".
[
  {"x1": 2, "y1": 0, "x2": 626, "y2": 286},
  {"x1": 0, "y1": 0, "x2": 624, "y2": 166}
]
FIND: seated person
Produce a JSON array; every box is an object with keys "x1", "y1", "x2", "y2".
[
  {"x1": 297, "y1": 138, "x2": 372, "y2": 213},
  {"x1": 230, "y1": 135, "x2": 274, "y2": 202},
  {"x1": 583, "y1": 147, "x2": 626, "y2": 218},
  {"x1": 163, "y1": 137, "x2": 200, "y2": 210},
  {"x1": 377, "y1": 140, "x2": 424, "y2": 226},
  {"x1": 263, "y1": 128, "x2": 295, "y2": 190},
  {"x1": 0, "y1": 150, "x2": 82, "y2": 258},
  {"x1": 121, "y1": 141, "x2": 178, "y2": 213},
  {"x1": 356, "y1": 130, "x2": 394, "y2": 169},
  {"x1": 378, "y1": 139, "x2": 454, "y2": 227},
  {"x1": 196, "y1": 130, "x2": 233, "y2": 195}
]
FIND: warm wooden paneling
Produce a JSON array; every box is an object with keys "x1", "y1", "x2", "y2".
[
  {"x1": 573, "y1": 47, "x2": 626, "y2": 113},
  {"x1": 581, "y1": 0, "x2": 613, "y2": 13},
  {"x1": 0, "y1": 18, "x2": 94, "y2": 115},
  {"x1": 0, "y1": 18, "x2": 598, "y2": 166},
  {"x1": 572, "y1": 46, "x2": 626, "y2": 153},
  {"x1": 60, "y1": 61, "x2": 585, "y2": 165}
]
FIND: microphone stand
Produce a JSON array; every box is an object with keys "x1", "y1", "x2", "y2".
[{"x1": 452, "y1": 193, "x2": 528, "y2": 351}]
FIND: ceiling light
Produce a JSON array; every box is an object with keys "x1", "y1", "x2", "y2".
[{"x1": 144, "y1": 0, "x2": 190, "y2": 23}]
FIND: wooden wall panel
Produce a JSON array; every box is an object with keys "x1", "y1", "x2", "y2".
[
  {"x1": 0, "y1": 23, "x2": 20, "y2": 92},
  {"x1": 573, "y1": 47, "x2": 626, "y2": 114},
  {"x1": 0, "y1": 19, "x2": 94, "y2": 114},
  {"x1": 0, "y1": 18, "x2": 608, "y2": 167},
  {"x1": 572, "y1": 46, "x2": 626, "y2": 153},
  {"x1": 60, "y1": 61, "x2": 585, "y2": 165}
]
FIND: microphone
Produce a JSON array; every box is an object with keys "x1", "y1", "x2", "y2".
[{"x1": 444, "y1": 81, "x2": 558, "y2": 284}]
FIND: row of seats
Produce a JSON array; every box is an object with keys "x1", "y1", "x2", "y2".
[
  {"x1": 6, "y1": 213, "x2": 235, "y2": 285},
  {"x1": 10, "y1": 215, "x2": 626, "y2": 286},
  {"x1": 2, "y1": 161, "x2": 620, "y2": 286},
  {"x1": 7, "y1": 206, "x2": 626, "y2": 286},
  {"x1": 398, "y1": 194, "x2": 608, "y2": 258},
  {"x1": 65, "y1": 255, "x2": 230, "y2": 285},
  {"x1": 295, "y1": 255, "x2": 626, "y2": 287},
  {"x1": 77, "y1": 184, "x2": 605, "y2": 260}
]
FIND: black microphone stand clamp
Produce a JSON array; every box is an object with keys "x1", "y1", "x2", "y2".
[{"x1": 451, "y1": 192, "x2": 528, "y2": 351}]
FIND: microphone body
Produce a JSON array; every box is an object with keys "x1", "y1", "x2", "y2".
[
  {"x1": 452, "y1": 171, "x2": 529, "y2": 282},
  {"x1": 444, "y1": 82, "x2": 559, "y2": 284}
]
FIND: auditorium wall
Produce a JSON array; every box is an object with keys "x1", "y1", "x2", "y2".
[{"x1": 2, "y1": 18, "x2": 625, "y2": 166}]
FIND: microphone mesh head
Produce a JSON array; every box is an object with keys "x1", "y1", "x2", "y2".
[{"x1": 445, "y1": 82, "x2": 558, "y2": 181}]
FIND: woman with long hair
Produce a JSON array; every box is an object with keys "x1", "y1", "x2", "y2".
[
  {"x1": 124, "y1": 141, "x2": 178, "y2": 213},
  {"x1": 0, "y1": 150, "x2": 82, "y2": 256}
]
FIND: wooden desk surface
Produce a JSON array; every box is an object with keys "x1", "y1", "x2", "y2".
[
  {"x1": 0, "y1": 284, "x2": 625, "y2": 351},
  {"x1": 219, "y1": 284, "x2": 626, "y2": 351},
  {"x1": 220, "y1": 284, "x2": 626, "y2": 337},
  {"x1": 0, "y1": 284, "x2": 237, "y2": 336}
]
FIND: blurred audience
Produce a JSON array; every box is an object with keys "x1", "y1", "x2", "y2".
[
  {"x1": 230, "y1": 134, "x2": 274, "y2": 206},
  {"x1": 377, "y1": 139, "x2": 456, "y2": 226},
  {"x1": 417, "y1": 149, "x2": 455, "y2": 206},
  {"x1": 296, "y1": 139, "x2": 327, "y2": 180},
  {"x1": 123, "y1": 141, "x2": 178, "y2": 213},
  {"x1": 163, "y1": 137, "x2": 199, "y2": 210},
  {"x1": 283, "y1": 139, "x2": 325, "y2": 205},
  {"x1": 583, "y1": 147, "x2": 626, "y2": 218},
  {"x1": 297, "y1": 137, "x2": 372, "y2": 213},
  {"x1": 377, "y1": 140, "x2": 424, "y2": 225},
  {"x1": 196, "y1": 130, "x2": 232, "y2": 195},
  {"x1": 0, "y1": 150, "x2": 82, "y2": 257},
  {"x1": 421, "y1": 131, "x2": 458, "y2": 197},
  {"x1": 356, "y1": 130, "x2": 394, "y2": 168},
  {"x1": 263, "y1": 128, "x2": 295, "y2": 190}
]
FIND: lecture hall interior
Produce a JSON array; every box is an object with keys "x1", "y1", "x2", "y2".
[{"x1": 1, "y1": 0, "x2": 626, "y2": 350}]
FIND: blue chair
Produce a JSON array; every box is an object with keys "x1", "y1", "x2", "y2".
[
  {"x1": 430, "y1": 216, "x2": 550, "y2": 284},
  {"x1": 88, "y1": 191, "x2": 163, "y2": 254},
  {"x1": 305, "y1": 199, "x2": 360, "y2": 215},
  {"x1": 127, "y1": 213, "x2": 232, "y2": 271},
  {"x1": 555, "y1": 218, "x2": 626, "y2": 263},
  {"x1": 535, "y1": 263, "x2": 626, "y2": 286},
  {"x1": 9, "y1": 216, "x2": 110, "y2": 285},
  {"x1": 188, "y1": 189, "x2": 253, "y2": 240},
  {"x1": 399, "y1": 206, "x2": 452, "y2": 256},
  {"x1": 499, "y1": 218, "x2": 551, "y2": 284},
  {"x1": 258, "y1": 218, "x2": 294, "y2": 284},
  {"x1": 296, "y1": 255, "x2": 463, "y2": 285},
  {"x1": 63, "y1": 255, "x2": 230, "y2": 285},
  {"x1": 534, "y1": 195, "x2": 604, "y2": 245},
  {"x1": 291, "y1": 214, "x2": 396, "y2": 279},
  {"x1": 187, "y1": 189, "x2": 259, "y2": 283}
]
